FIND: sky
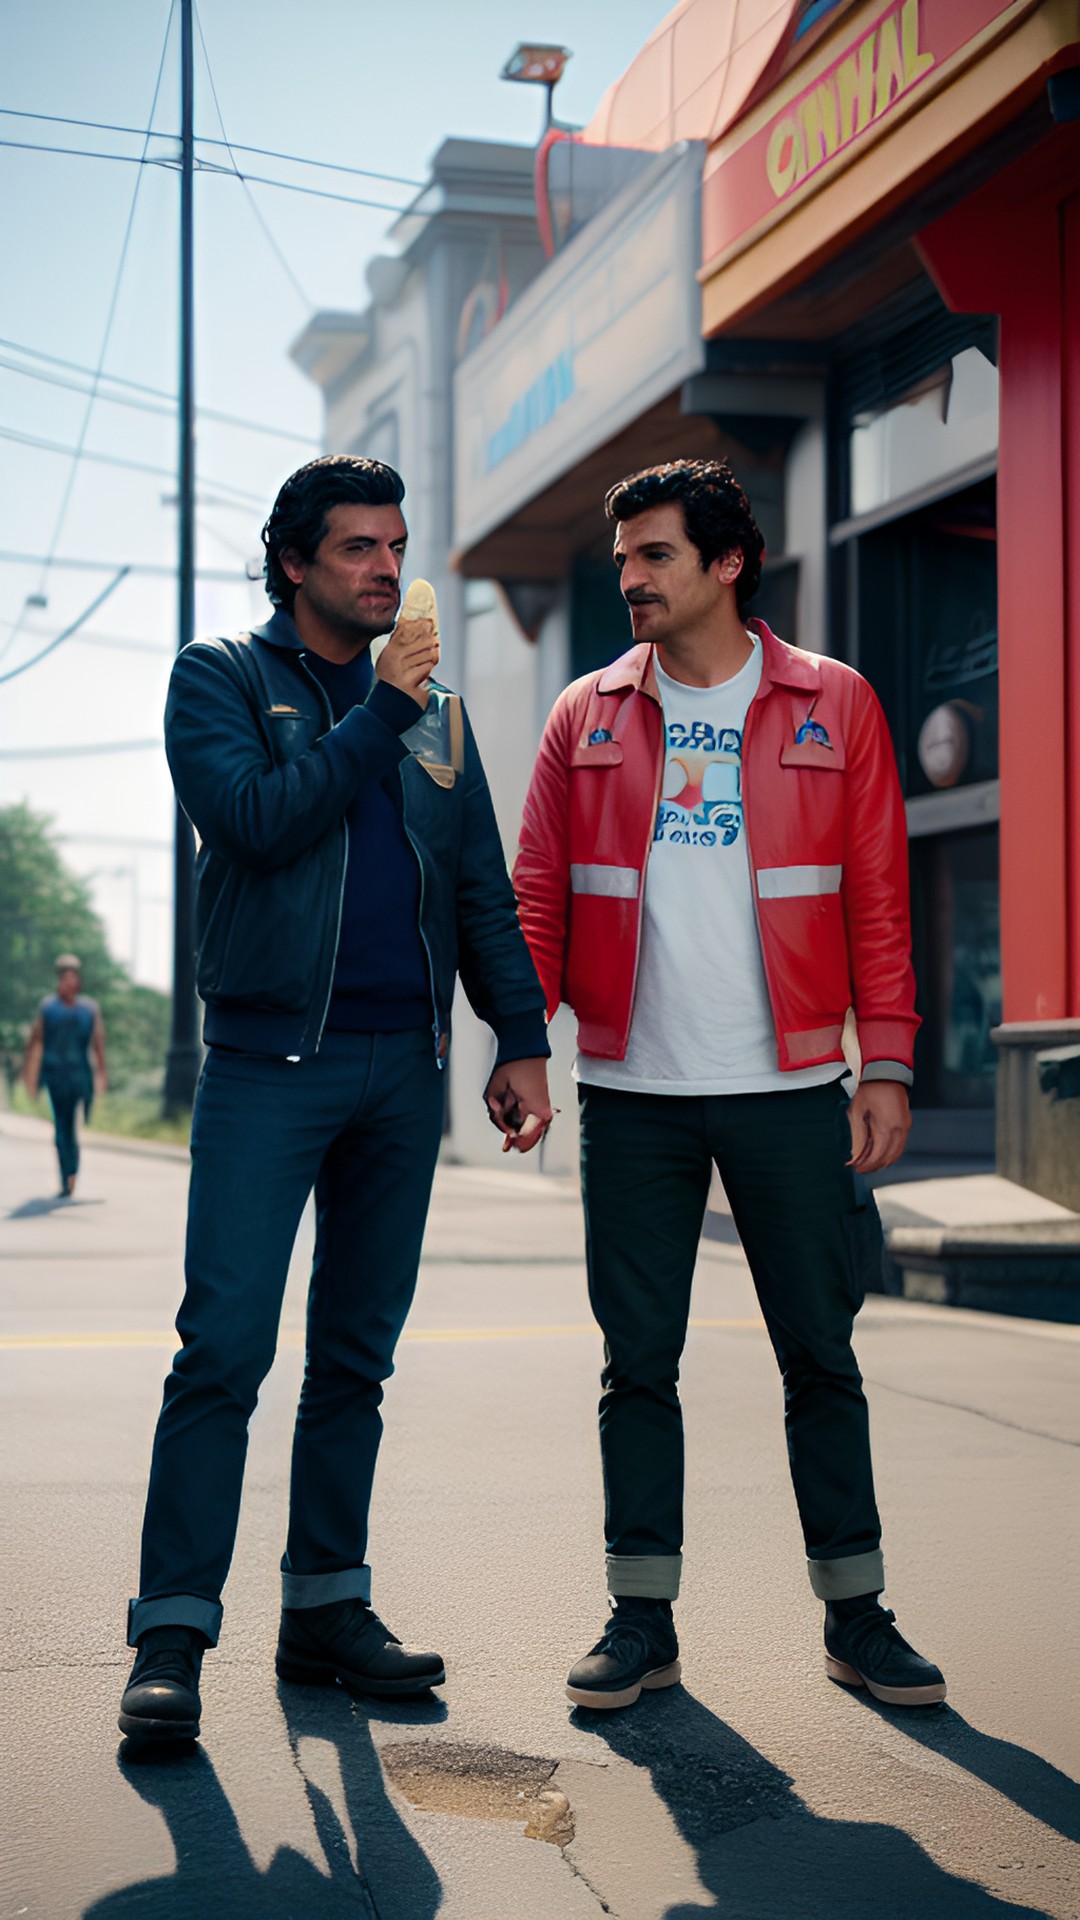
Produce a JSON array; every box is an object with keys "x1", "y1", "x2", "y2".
[{"x1": 1, "y1": 0, "x2": 671, "y2": 991}]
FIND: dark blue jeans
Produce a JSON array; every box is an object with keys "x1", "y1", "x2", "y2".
[
  {"x1": 578, "y1": 1078, "x2": 885, "y2": 1606},
  {"x1": 130, "y1": 1029, "x2": 445, "y2": 1646},
  {"x1": 49, "y1": 1092, "x2": 81, "y2": 1185},
  {"x1": 44, "y1": 1077, "x2": 90, "y2": 1187}
]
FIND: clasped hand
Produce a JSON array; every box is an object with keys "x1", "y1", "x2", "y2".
[{"x1": 484, "y1": 1058, "x2": 555, "y2": 1154}]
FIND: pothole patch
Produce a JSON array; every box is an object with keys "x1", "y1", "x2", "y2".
[{"x1": 380, "y1": 1742, "x2": 574, "y2": 1847}]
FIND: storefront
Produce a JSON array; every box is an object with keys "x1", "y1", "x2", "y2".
[
  {"x1": 687, "y1": 0, "x2": 1080, "y2": 1190},
  {"x1": 453, "y1": 0, "x2": 1080, "y2": 1198}
]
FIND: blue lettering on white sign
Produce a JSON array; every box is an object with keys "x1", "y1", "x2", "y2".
[{"x1": 486, "y1": 349, "x2": 575, "y2": 471}]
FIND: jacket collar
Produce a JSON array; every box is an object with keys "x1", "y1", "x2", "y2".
[
  {"x1": 595, "y1": 619, "x2": 822, "y2": 700},
  {"x1": 250, "y1": 607, "x2": 305, "y2": 652}
]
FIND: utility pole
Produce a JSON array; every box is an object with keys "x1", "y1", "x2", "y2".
[{"x1": 163, "y1": 0, "x2": 200, "y2": 1114}]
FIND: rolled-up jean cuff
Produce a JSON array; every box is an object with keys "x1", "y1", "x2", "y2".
[
  {"x1": 606, "y1": 1554, "x2": 682, "y2": 1600},
  {"x1": 128, "y1": 1594, "x2": 223, "y2": 1648},
  {"x1": 807, "y1": 1549, "x2": 884, "y2": 1601},
  {"x1": 280, "y1": 1564, "x2": 372, "y2": 1611}
]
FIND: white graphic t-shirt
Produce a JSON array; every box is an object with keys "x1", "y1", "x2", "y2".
[{"x1": 578, "y1": 644, "x2": 841, "y2": 1096}]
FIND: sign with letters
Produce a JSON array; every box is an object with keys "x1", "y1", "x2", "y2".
[{"x1": 702, "y1": 0, "x2": 1028, "y2": 273}]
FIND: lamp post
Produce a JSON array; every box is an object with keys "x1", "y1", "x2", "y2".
[{"x1": 500, "y1": 43, "x2": 572, "y2": 134}]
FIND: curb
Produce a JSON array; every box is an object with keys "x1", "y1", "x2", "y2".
[{"x1": 0, "y1": 1112, "x2": 190, "y2": 1166}]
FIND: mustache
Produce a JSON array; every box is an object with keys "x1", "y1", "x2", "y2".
[{"x1": 624, "y1": 591, "x2": 664, "y2": 607}]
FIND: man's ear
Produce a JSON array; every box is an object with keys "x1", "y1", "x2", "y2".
[
  {"x1": 714, "y1": 549, "x2": 744, "y2": 588},
  {"x1": 278, "y1": 547, "x2": 307, "y2": 588}
]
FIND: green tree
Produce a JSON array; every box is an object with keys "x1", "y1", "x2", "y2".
[{"x1": 0, "y1": 802, "x2": 170, "y2": 1092}]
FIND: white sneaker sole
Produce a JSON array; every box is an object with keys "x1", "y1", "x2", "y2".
[
  {"x1": 825, "y1": 1652, "x2": 946, "y2": 1705},
  {"x1": 566, "y1": 1659, "x2": 682, "y2": 1710}
]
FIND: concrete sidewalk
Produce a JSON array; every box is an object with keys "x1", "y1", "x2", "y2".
[{"x1": 3, "y1": 1115, "x2": 1079, "y2": 1918}]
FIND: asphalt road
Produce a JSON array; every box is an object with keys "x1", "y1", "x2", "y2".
[{"x1": 2, "y1": 1110, "x2": 1079, "y2": 1920}]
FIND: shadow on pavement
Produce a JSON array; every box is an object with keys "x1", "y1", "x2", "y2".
[
  {"x1": 6, "y1": 1195, "x2": 105, "y2": 1218},
  {"x1": 81, "y1": 1687, "x2": 444, "y2": 1920},
  {"x1": 863, "y1": 1695, "x2": 1080, "y2": 1846},
  {"x1": 572, "y1": 1687, "x2": 1055, "y2": 1919}
]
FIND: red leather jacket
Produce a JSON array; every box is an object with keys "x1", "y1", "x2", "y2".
[{"x1": 513, "y1": 621, "x2": 918, "y2": 1076}]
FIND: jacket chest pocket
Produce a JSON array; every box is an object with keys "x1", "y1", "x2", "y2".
[
  {"x1": 571, "y1": 740, "x2": 624, "y2": 770},
  {"x1": 262, "y1": 709, "x2": 320, "y2": 762}
]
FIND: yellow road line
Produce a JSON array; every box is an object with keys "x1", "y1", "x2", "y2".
[{"x1": 0, "y1": 1317, "x2": 764, "y2": 1353}]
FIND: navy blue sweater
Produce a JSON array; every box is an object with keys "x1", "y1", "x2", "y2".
[{"x1": 303, "y1": 647, "x2": 432, "y2": 1033}]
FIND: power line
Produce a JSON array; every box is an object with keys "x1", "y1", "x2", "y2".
[
  {"x1": 0, "y1": 2, "x2": 177, "y2": 671},
  {"x1": 0, "y1": 345, "x2": 319, "y2": 445},
  {"x1": 59, "y1": 832, "x2": 173, "y2": 849},
  {"x1": 0, "y1": 424, "x2": 265, "y2": 507},
  {"x1": 192, "y1": 2, "x2": 311, "y2": 311},
  {"x1": 0, "y1": 137, "x2": 412, "y2": 213},
  {"x1": 0, "y1": 549, "x2": 248, "y2": 580},
  {"x1": 0, "y1": 612, "x2": 174, "y2": 654},
  {"x1": 0, "y1": 738, "x2": 161, "y2": 758},
  {"x1": 31, "y1": 629, "x2": 169, "y2": 657},
  {"x1": 0, "y1": 104, "x2": 425, "y2": 188},
  {"x1": 0, "y1": 569, "x2": 130, "y2": 684}
]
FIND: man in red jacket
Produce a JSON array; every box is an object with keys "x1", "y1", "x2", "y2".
[{"x1": 513, "y1": 458, "x2": 945, "y2": 1711}]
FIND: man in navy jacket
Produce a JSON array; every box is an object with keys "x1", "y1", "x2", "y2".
[{"x1": 120, "y1": 456, "x2": 551, "y2": 1744}]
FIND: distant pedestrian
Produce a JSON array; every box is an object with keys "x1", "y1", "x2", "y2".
[
  {"x1": 23, "y1": 953, "x2": 107, "y2": 1198},
  {"x1": 514, "y1": 458, "x2": 946, "y2": 1712}
]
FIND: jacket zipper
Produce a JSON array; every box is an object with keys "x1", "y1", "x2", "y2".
[
  {"x1": 623, "y1": 688, "x2": 665, "y2": 1051},
  {"x1": 298, "y1": 656, "x2": 348, "y2": 1056},
  {"x1": 739, "y1": 684, "x2": 785, "y2": 1068},
  {"x1": 398, "y1": 763, "x2": 443, "y2": 1068}
]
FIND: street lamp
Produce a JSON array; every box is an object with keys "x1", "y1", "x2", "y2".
[{"x1": 500, "y1": 42, "x2": 572, "y2": 132}]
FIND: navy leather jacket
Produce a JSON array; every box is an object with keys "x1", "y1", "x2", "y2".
[{"x1": 163, "y1": 609, "x2": 549, "y2": 1066}]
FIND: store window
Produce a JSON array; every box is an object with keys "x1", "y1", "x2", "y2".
[
  {"x1": 852, "y1": 483, "x2": 998, "y2": 797},
  {"x1": 910, "y1": 828, "x2": 1001, "y2": 1107},
  {"x1": 847, "y1": 477, "x2": 999, "y2": 1112}
]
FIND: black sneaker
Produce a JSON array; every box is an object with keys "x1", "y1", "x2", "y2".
[
  {"x1": 566, "y1": 1598, "x2": 681, "y2": 1710},
  {"x1": 275, "y1": 1598, "x2": 445, "y2": 1698},
  {"x1": 118, "y1": 1626, "x2": 205, "y2": 1742},
  {"x1": 824, "y1": 1597, "x2": 946, "y2": 1705}
]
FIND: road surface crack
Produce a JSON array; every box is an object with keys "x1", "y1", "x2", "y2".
[{"x1": 864, "y1": 1376, "x2": 1079, "y2": 1447}]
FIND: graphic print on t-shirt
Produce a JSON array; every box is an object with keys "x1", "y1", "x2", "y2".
[{"x1": 655, "y1": 718, "x2": 744, "y2": 848}]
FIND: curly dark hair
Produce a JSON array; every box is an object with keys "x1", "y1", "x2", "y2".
[
  {"x1": 604, "y1": 459, "x2": 765, "y2": 614},
  {"x1": 261, "y1": 454, "x2": 406, "y2": 610}
]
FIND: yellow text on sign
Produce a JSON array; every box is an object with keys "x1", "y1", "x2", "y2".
[{"x1": 765, "y1": 0, "x2": 935, "y2": 202}]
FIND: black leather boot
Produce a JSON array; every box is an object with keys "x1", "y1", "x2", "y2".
[
  {"x1": 825, "y1": 1594, "x2": 946, "y2": 1705},
  {"x1": 566, "y1": 1597, "x2": 681, "y2": 1710},
  {"x1": 119, "y1": 1625, "x2": 205, "y2": 1741},
  {"x1": 276, "y1": 1599, "x2": 445, "y2": 1697}
]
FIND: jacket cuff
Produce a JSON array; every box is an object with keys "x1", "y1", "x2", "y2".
[
  {"x1": 861, "y1": 1061, "x2": 913, "y2": 1087},
  {"x1": 364, "y1": 677, "x2": 427, "y2": 735},
  {"x1": 490, "y1": 1009, "x2": 551, "y2": 1068},
  {"x1": 327, "y1": 701, "x2": 410, "y2": 782}
]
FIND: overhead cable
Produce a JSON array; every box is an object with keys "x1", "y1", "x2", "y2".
[
  {"x1": 0, "y1": 0, "x2": 176, "y2": 669},
  {"x1": 0, "y1": 346, "x2": 319, "y2": 444},
  {"x1": 192, "y1": 1, "x2": 312, "y2": 310},
  {"x1": 0, "y1": 549, "x2": 247, "y2": 582},
  {"x1": 0, "y1": 568, "x2": 130, "y2": 684},
  {"x1": 0, "y1": 737, "x2": 161, "y2": 757},
  {"x1": 0, "y1": 104, "x2": 425, "y2": 187},
  {"x1": 0, "y1": 424, "x2": 265, "y2": 507},
  {"x1": 0, "y1": 138, "x2": 412, "y2": 213}
]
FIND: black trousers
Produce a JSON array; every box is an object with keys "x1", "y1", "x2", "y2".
[
  {"x1": 577, "y1": 1078, "x2": 885, "y2": 1603},
  {"x1": 130, "y1": 1029, "x2": 445, "y2": 1647}
]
